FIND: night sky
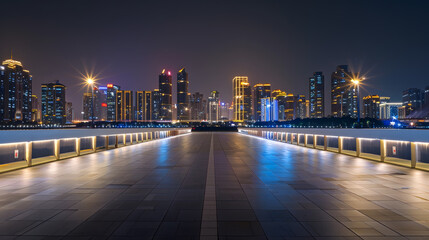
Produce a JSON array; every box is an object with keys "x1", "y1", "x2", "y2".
[{"x1": 1, "y1": 0, "x2": 428, "y2": 116}]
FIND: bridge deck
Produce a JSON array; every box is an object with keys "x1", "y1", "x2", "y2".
[{"x1": 1, "y1": 132, "x2": 429, "y2": 239}]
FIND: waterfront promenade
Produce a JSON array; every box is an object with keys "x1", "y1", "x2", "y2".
[{"x1": 2, "y1": 132, "x2": 429, "y2": 239}]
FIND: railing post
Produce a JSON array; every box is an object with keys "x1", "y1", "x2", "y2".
[
  {"x1": 313, "y1": 135, "x2": 316, "y2": 149},
  {"x1": 380, "y1": 139, "x2": 386, "y2": 162},
  {"x1": 411, "y1": 142, "x2": 417, "y2": 168},
  {"x1": 304, "y1": 134, "x2": 308, "y2": 147},
  {"x1": 356, "y1": 138, "x2": 361, "y2": 157},
  {"x1": 92, "y1": 136, "x2": 96, "y2": 152},
  {"x1": 338, "y1": 137, "x2": 343, "y2": 153},
  {"x1": 26, "y1": 142, "x2": 32, "y2": 166},
  {"x1": 130, "y1": 134, "x2": 133, "y2": 145},
  {"x1": 115, "y1": 135, "x2": 119, "y2": 148},
  {"x1": 297, "y1": 134, "x2": 300, "y2": 145},
  {"x1": 54, "y1": 139, "x2": 60, "y2": 160},
  {"x1": 323, "y1": 135, "x2": 328, "y2": 151},
  {"x1": 123, "y1": 134, "x2": 126, "y2": 146},
  {"x1": 76, "y1": 138, "x2": 81, "y2": 156},
  {"x1": 105, "y1": 136, "x2": 109, "y2": 150}
]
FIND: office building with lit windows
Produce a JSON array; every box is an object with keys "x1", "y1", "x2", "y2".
[
  {"x1": 208, "y1": 91, "x2": 220, "y2": 122},
  {"x1": 177, "y1": 68, "x2": 189, "y2": 121},
  {"x1": 106, "y1": 84, "x2": 120, "y2": 121},
  {"x1": 331, "y1": 65, "x2": 357, "y2": 118},
  {"x1": 402, "y1": 88, "x2": 423, "y2": 117},
  {"x1": 159, "y1": 69, "x2": 172, "y2": 120},
  {"x1": 261, "y1": 97, "x2": 278, "y2": 121},
  {"x1": 116, "y1": 90, "x2": 133, "y2": 121},
  {"x1": 136, "y1": 91, "x2": 152, "y2": 121},
  {"x1": 41, "y1": 80, "x2": 66, "y2": 125},
  {"x1": 380, "y1": 102, "x2": 402, "y2": 120},
  {"x1": 66, "y1": 102, "x2": 73, "y2": 123},
  {"x1": 363, "y1": 95, "x2": 390, "y2": 119},
  {"x1": 233, "y1": 76, "x2": 251, "y2": 122},
  {"x1": 190, "y1": 92, "x2": 205, "y2": 120},
  {"x1": 309, "y1": 72, "x2": 324, "y2": 118},
  {"x1": 0, "y1": 59, "x2": 32, "y2": 122},
  {"x1": 253, "y1": 84, "x2": 271, "y2": 121}
]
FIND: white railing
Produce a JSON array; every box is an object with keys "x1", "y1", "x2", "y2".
[
  {"x1": 239, "y1": 129, "x2": 429, "y2": 171},
  {"x1": 0, "y1": 129, "x2": 191, "y2": 173}
]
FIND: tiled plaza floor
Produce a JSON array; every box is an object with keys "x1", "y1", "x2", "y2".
[{"x1": 1, "y1": 132, "x2": 429, "y2": 239}]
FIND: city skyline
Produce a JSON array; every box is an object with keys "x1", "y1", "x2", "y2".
[{"x1": 1, "y1": 1, "x2": 429, "y2": 116}]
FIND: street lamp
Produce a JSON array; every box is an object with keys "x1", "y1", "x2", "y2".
[
  {"x1": 86, "y1": 78, "x2": 95, "y2": 128},
  {"x1": 351, "y1": 79, "x2": 361, "y2": 123}
]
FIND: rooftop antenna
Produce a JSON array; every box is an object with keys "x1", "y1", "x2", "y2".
[{"x1": 10, "y1": 49, "x2": 13, "y2": 59}]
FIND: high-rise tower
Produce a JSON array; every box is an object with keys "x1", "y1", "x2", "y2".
[
  {"x1": 233, "y1": 76, "x2": 251, "y2": 122},
  {"x1": 309, "y1": 72, "x2": 324, "y2": 118},
  {"x1": 177, "y1": 68, "x2": 189, "y2": 121},
  {"x1": 159, "y1": 69, "x2": 172, "y2": 120},
  {"x1": 253, "y1": 84, "x2": 271, "y2": 121},
  {"x1": 41, "y1": 80, "x2": 66, "y2": 125},
  {"x1": 0, "y1": 59, "x2": 32, "y2": 122}
]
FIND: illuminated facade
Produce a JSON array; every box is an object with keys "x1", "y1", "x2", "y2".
[
  {"x1": 233, "y1": 76, "x2": 251, "y2": 122},
  {"x1": 273, "y1": 90, "x2": 287, "y2": 120},
  {"x1": 41, "y1": 80, "x2": 66, "y2": 125},
  {"x1": 309, "y1": 72, "x2": 324, "y2": 118},
  {"x1": 177, "y1": 68, "x2": 189, "y2": 121},
  {"x1": 363, "y1": 95, "x2": 390, "y2": 119},
  {"x1": 31, "y1": 95, "x2": 39, "y2": 122},
  {"x1": 106, "y1": 84, "x2": 120, "y2": 121},
  {"x1": 136, "y1": 91, "x2": 152, "y2": 121},
  {"x1": 208, "y1": 91, "x2": 220, "y2": 122},
  {"x1": 0, "y1": 59, "x2": 32, "y2": 122},
  {"x1": 285, "y1": 94, "x2": 296, "y2": 121},
  {"x1": 116, "y1": 90, "x2": 133, "y2": 121},
  {"x1": 331, "y1": 65, "x2": 357, "y2": 118},
  {"x1": 66, "y1": 102, "x2": 73, "y2": 123},
  {"x1": 261, "y1": 97, "x2": 278, "y2": 121},
  {"x1": 159, "y1": 69, "x2": 172, "y2": 120},
  {"x1": 295, "y1": 95, "x2": 309, "y2": 119},
  {"x1": 253, "y1": 84, "x2": 271, "y2": 121},
  {"x1": 190, "y1": 92, "x2": 205, "y2": 120},
  {"x1": 380, "y1": 102, "x2": 401, "y2": 119},
  {"x1": 152, "y1": 89, "x2": 161, "y2": 120},
  {"x1": 402, "y1": 88, "x2": 423, "y2": 117}
]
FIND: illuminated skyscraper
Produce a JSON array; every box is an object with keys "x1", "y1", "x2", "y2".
[
  {"x1": 66, "y1": 102, "x2": 73, "y2": 123},
  {"x1": 253, "y1": 84, "x2": 271, "y2": 121},
  {"x1": 425, "y1": 86, "x2": 429, "y2": 108},
  {"x1": 41, "y1": 80, "x2": 66, "y2": 125},
  {"x1": 233, "y1": 76, "x2": 251, "y2": 122},
  {"x1": 116, "y1": 90, "x2": 133, "y2": 121},
  {"x1": 285, "y1": 94, "x2": 296, "y2": 121},
  {"x1": 295, "y1": 95, "x2": 308, "y2": 119},
  {"x1": 309, "y1": 72, "x2": 324, "y2": 118},
  {"x1": 0, "y1": 59, "x2": 32, "y2": 122},
  {"x1": 273, "y1": 90, "x2": 287, "y2": 120},
  {"x1": 152, "y1": 89, "x2": 161, "y2": 121},
  {"x1": 136, "y1": 91, "x2": 152, "y2": 121},
  {"x1": 331, "y1": 65, "x2": 357, "y2": 118},
  {"x1": 82, "y1": 92, "x2": 95, "y2": 121},
  {"x1": 363, "y1": 95, "x2": 390, "y2": 119},
  {"x1": 190, "y1": 92, "x2": 205, "y2": 120},
  {"x1": 177, "y1": 68, "x2": 189, "y2": 121},
  {"x1": 31, "y1": 95, "x2": 39, "y2": 122},
  {"x1": 208, "y1": 91, "x2": 220, "y2": 122},
  {"x1": 106, "y1": 84, "x2": 120, "y2": 121},
  {"x1": 402, "y1": 88, "x2": 423, "y2": 117},
  {"x1": 159, "y1": 69, "x2": 172, "y2": 120},
  {"x1": 261, "y1": 97, "x2": 278, "y2": 121}
]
